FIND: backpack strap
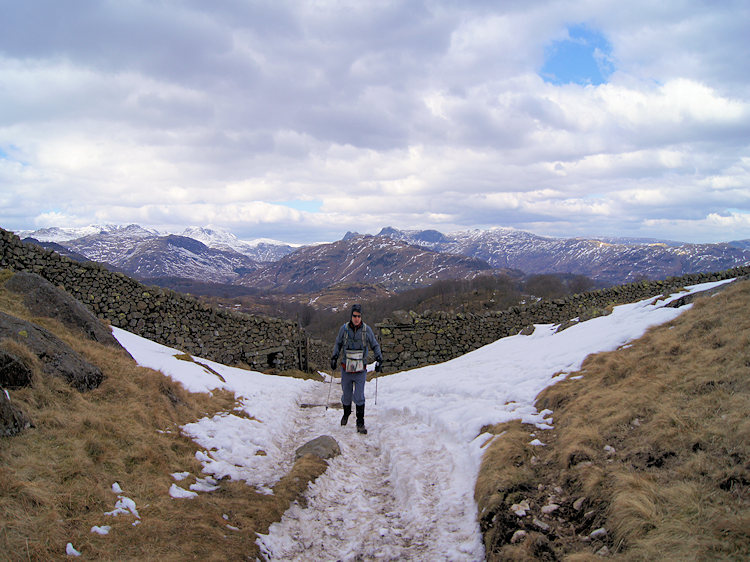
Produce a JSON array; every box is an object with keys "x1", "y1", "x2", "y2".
[{"x1": 343, "y1": 322, "x2": 367, "y2": 349}]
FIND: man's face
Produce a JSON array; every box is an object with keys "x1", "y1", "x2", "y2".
[{"x1": 352, "y1": 311, "x2": 362, "y2": 326}]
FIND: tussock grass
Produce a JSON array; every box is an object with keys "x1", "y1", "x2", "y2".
[
  {"x1": 477, "y1": 279, "x2": 750, "y2": 560},
  {"x1": 0, "y1": 278, "x2": 328, "y2": 560}
]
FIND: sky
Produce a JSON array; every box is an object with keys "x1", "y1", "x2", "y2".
[
  {"x1": 84, "y1": 278, "x2": 732, "y2": 560},
  {"x1": 1, "y1": 1, "x2": 749, "y2": 245}
]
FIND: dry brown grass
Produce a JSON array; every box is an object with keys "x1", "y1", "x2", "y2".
[
  {"x1": 477, "y1": 279, "x2": 750, "y2": 560},
  {"x1": 0, "y1": 275, "x2": 328, "y2": 561}
]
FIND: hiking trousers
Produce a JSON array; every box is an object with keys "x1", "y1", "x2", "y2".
[{"x1": 340, "y1": 368, "x2": 366, "y2": 406}]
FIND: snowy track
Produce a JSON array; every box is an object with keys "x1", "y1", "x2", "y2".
[{"x1": 256, "y1": 380, "x2": 483, "y2": 561}]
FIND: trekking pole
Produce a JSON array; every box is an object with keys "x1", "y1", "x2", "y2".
[
  {"x1": 325, "y1": 370, "x2": 334, "y2": 412},
  {"x1": 375, "y1": 373, "x2": 378, "y2": 405}
]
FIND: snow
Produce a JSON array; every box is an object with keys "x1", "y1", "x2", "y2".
[
  {"x1": 169, "y1": 484, "x2": 198, "y2": 499},
  {"x1": 104, "y1": 495, "x2": 140, "y2": 519},
  {"x1": 101, "y1": 279, "x2": 732, "y2": 561}
]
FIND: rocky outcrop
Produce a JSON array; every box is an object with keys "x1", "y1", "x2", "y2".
[
  {"x1": 5, "y1": 271, "x2": 121, "y2": 347},
  {"x1": 0, "y1": 389, "x2": 32, "y2": 436},
  {"x1": 0, "y1": 311, "x2": 104, "y2": 392},
  {"x1": 0, "y1": 349, "x2": 34, "y2": 389},
  {"x1": 0, "y1": 347, "x2": 34, "y2": 437}
]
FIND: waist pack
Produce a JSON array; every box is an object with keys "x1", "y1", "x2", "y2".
[
  {"x1": 344, "y1": 350, "x2": 365, "y2": 373},
  {"x1": 342, "y1": 322, "x2": 367, "y2": 372}
]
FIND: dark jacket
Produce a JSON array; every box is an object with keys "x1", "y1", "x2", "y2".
[{"x1": 332, "y1": 321, "x2": 382, "y2": 366}]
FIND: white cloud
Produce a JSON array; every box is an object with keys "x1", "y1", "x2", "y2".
[{"x1": 0, "y1": 1, "x2": 749, "y2": 244}]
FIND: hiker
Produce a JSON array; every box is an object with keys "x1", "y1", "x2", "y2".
[{"x1": 330, "y1": 304, "x2": 383, "y2": 434}]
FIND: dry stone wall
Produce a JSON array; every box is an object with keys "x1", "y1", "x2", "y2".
[
  {"x1": 376, "y1": 267, "x2": 750, "y2": 372},
  {"x1": 0, "y1": 228, "x2": 307, "y2": 371},
  {"x1": 5, "y1": 227, "x2": 748, "y2": 375}
]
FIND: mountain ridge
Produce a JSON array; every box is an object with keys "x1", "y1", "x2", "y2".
[
  {"x1": 15, "y1": 223, "x2": 750, "y2": 290},
  {"x1": 236, "y1": 234, "x2": 501, "y2": 294},
  {"x1": 375, "y1": 226, "x2": 750, "y2": 285}
]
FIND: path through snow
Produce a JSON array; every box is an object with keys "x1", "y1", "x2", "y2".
[{"x1": 256, "y1": 378, "x2": 484, "y2": 561}]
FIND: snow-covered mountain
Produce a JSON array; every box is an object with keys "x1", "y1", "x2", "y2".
[
  {"x1": 15, "y1": 224, "x2": 157, "y2": 244},
  {"x1": 377, "y1": 227, "x2": 750, "y2": 285},
  {"x1": 17, "y1": 226, "x2": 258, "y2": 283},
  {"x1": 17, "y1": 224, "x2": 296, "y2": 266},
  {"x1": 60, "y1": 225, "x2": 164, "y2": 264},
  {"x1": 14, "y1": 223, "x2": 750, "y2": 289},
  {"x1": 181, "y1": 226, "x2": 296, "y2": 262},
  {"x1": 113, "y1": 235, "x2": 259, "y2": 283},
  {"x1": 238, "y1": 234, "x2": 499, "y2": 293}
]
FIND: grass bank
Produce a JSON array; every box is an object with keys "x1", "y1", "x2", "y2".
[
  {"x1": 0, "y1": 274, "x2": 326, "y2": 560},
  {"x1": 476, "y1": 279, "x2": 750, "y2": 560}
]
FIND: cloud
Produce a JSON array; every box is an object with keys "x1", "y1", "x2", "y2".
[{"x1": 0, "y1": 1, "x2": 749, "y2": 245}]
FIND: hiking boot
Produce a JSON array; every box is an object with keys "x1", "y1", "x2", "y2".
[
  {"x1": 356, "y1": 404, "x2": 367, "y2": 434},
  {"x1": 340, "y1": 403, "x2": 351, "y2": 426}
]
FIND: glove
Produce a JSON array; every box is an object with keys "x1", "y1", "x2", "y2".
[
  {"x1": 375, "y1": 360, "x2": 383, "y2": 373},
  {"x1": 330, "y1": 356, "x2": 338, "y2": 371}
]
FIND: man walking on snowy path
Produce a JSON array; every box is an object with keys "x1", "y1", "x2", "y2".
[{"x1": 330, "y1": 304, "x2": 383, "y2": 434}]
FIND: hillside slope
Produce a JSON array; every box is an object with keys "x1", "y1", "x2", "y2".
[
  {"x1": 238, "y1": 234, "x2": 498, "y2": 293},
  {"x1": 476, "y1": 278, "x2": 750, "y2": 560},
  {"x1": 0, "y1": 271, "x2": 323, "y2": 560}
]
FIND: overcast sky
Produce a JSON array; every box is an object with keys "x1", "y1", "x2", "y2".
[{"x1": 1, "y1": 1, "x2": 749, "y2": 244}]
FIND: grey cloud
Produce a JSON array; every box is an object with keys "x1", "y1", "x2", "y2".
[
  {"x1": 1, "y1": 1, "x2": 749, "y2": 244},
  {"x1": 0, "y1": 1, "x2": 234, "y2": 80}
]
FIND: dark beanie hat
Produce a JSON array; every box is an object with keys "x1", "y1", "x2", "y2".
[{"x1": 351, "y1": 304, "x2": 362, "y2": 314}]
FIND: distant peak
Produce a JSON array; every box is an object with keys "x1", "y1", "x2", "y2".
[{"x1": 377, "y1": 226, "x2": 401, "y2": 237}]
